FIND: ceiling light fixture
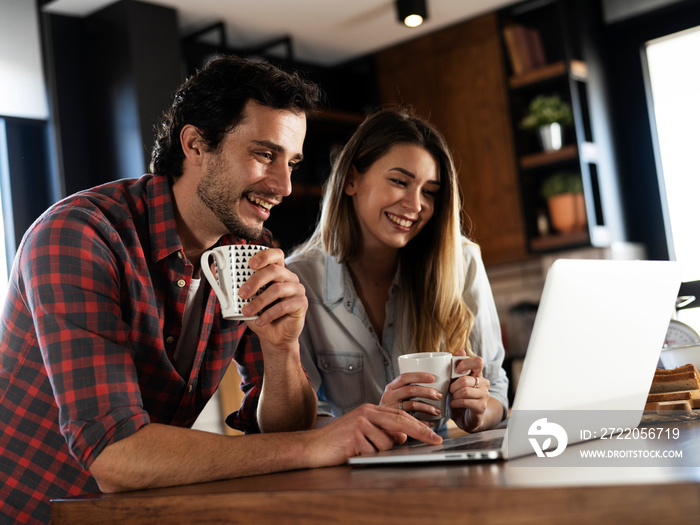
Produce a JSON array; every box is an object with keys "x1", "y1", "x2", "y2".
[{"x1": 396, "y1": 0, "x2": 428, "y2": 28}]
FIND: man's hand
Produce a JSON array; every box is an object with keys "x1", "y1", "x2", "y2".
[
  {"x1": 238, "y1": 247, "x2": 307, "y2": 349},
  {"x1": 90, "y1": 407, "x2": 442, "y2": 494},
  {"x1": 302, "y1": 404, "x2": 443, "y2": 468}
]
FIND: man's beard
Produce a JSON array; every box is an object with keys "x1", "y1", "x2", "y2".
[{"x1": 196, "y1": 168, "x2": 264, "y2": 241}]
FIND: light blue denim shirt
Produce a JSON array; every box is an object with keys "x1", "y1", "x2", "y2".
[{"x1": 286, "y1": 238, "x2": 509, "y2": 420}]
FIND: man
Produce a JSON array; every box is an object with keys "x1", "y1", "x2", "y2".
[{"x1": 0, "y1": 56, "x2": 440, "y2": 523}]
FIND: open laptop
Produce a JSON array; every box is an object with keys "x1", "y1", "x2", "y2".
[{"x1": 349, "y1": 258, "x2": 682, "y2": 466}]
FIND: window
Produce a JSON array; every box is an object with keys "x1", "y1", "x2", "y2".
[
  {"x1": 646, "y1": 26, "x2": 700, "y2": 329},
  {"x1": 0, "y1": 119, "x2": 11, "y2": 305}
]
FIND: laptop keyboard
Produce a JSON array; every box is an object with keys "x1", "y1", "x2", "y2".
[
  {"x1": 406, "y1": 435, "x2": 504, "y2": 452},
  {"x1": 439, "y1": 436, "x2": 504, "y2": 452}
]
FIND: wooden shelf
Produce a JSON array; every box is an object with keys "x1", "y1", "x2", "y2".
[
  {"x1": 509, "y1": 59, "x2": 588, "y2": 89},
  {"x1": 529, "y1": 229, "x2": 590, "y2": 251},
  {"x1": 520, "y1": 144, "x2": 578, "y2": 169}
]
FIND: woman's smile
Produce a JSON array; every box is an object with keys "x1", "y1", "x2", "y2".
[
  {"x1": 386, "y1": 212, "x2": 415, "y2": 230},
  {"x1": 345, "y1": 143, "x2": 439, "y2": 252}
]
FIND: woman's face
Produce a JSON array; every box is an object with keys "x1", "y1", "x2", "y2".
[{"x1": 344, "y1": 144, "x2": 440, "y2": 254}]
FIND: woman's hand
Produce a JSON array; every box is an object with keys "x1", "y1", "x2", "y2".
[
  {"x1": 379, "y1": 372, "x2": 444, "y2": 420},
  {"x1": 449, "y1": 349, "x2": 491, "y2": 432}
]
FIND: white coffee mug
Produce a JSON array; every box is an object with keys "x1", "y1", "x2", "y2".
[
  {"x1": 200, "y1": 244, "x2": 269, "y2": 320},
  {"x1": 397, "y1": 352, "x2": 470, "y2": 421}
]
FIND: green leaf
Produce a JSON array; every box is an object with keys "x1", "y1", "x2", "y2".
[{"x1": 520, "y1": 94, "x2": 574, "y2": 130}]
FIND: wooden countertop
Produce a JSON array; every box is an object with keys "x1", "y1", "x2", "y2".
[{"x1": 51, "y1": 418, "x2": 700, "y2": 524}]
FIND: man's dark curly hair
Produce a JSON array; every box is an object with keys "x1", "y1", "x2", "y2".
[{"x1": 150, "y1": 55, "x2": 322, "y2": 181}]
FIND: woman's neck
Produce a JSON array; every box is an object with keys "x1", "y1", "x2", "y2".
[
  {"x1": 347, "y1": 249, "x2": 398, "y2": 284},
  {"x1": 346, "y1": 249, "x2": 399, "y2": 340}
]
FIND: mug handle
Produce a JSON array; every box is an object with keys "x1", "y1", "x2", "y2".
[
  {"x1": 201, "y1": 249, "x2": 230, "y2": 310},
  {"x1": 451, "y1": 355, "x2": 471, "y2": 378}
]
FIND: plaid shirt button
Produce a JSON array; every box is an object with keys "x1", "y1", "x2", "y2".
[
  {"x1": 177, "y1": 279, "x2": 186, "y2": 288},
  {"x1": 166, "y1": 336, "x2": 175, "y2": 344}
]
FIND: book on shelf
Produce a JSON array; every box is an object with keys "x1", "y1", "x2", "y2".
[
  {"x1": 502, "y1": 23, "x2": 547, "y2": 75},
  {"x1": 526, "y1": 27, "x2": 546, "y2": 67}
]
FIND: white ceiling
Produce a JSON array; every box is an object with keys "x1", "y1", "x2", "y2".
[{"x1": 44, "y1": 0, "x2": 518, "y2": 65}]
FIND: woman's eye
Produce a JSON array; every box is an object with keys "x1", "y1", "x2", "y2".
[{"x1": 390, "y1": 178, "x2": 407, "y2": 186}]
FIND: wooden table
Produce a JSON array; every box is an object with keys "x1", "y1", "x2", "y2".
[{"x1": 51, "y1": 418, "x2": 700, "y2": 524}]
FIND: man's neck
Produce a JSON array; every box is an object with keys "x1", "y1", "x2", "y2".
[{"x1": 171, "y1": 177, "x2": 224, "y2": 270}]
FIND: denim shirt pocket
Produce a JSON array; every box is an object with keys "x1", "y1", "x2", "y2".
[{"x1": 316, "y1": 350, "x2": 364, "y2": 411}]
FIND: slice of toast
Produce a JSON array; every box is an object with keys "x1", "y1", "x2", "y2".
[
  {"x1": 646, "y1": 364, "x2": 700, "y2": 411},
  {"x1": 654, "y1": 363, "x2": 696, "y2": 376},
  {"x1": 645, "y1": 400, "x2": 692, "y2": 411},
  {"x1": 649, "y1": 364, "x2": 700, "y2": 394},
  {"x1": 649, "y1": 374, "x2": 700, "y2": 393},
  {"x1": 646, "y1": 389, "x2": 700, "y2": 403}
]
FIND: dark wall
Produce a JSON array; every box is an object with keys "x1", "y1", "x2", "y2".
[
  {"x1": 181, "y1": 38, "x2": 379, "y2": 116},
  {"x1": 604, "y1": 0, "x2": 700, "y2": 260},
  {"x1": 3, "y1": 118, "x2": 54, "y2": 253},
  {"x1": 43, "y1": 13, "x2": 92, "y2": 197},
  {"x1": 84, "y1": 0, "x2": 182, "y2": 184},
  {"x1": 45, "y1": 0, "x2": 182, "y2": 196}
]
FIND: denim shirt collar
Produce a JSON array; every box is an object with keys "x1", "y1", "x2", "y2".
[
  {"x1": 323, "y1": 253, "x2": 345, "y2": 306},
  {"x1": 322, "y1": 252, "x2": 400, "y2": 310}
]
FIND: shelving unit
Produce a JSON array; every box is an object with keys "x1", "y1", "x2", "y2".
[{"x1": 499, "y1": 0, "x2": 624, "y2": 254}]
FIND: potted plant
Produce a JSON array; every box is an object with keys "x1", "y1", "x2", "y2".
[
  {"x1": 540, "y1": 171, "x2": 586, "y2": 234},
  {"x1": 520, "y1": 94, "x2": 574, "y2": 152}
]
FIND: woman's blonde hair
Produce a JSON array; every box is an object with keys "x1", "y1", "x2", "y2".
[{"x1": 295, "y1": 107, "x2": 474, "y2": 355}]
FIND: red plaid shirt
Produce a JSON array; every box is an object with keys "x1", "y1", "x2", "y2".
[{"x1": 0, "y1": 174, "x2": 268, "y2": 524}]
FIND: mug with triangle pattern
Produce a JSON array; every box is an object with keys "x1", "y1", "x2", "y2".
[{"x1": 201, "y1": 244, "x2": 269, "y2": 320}]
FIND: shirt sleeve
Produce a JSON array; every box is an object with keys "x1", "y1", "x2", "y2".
[
  {"x1": 225, "y1": 327, "x2": 263, "y2": 433},
  {"x1": 19, "y1": 205, "x2": 150, "y2": 470},
  {"x1": 462, "y1": 239, "x2": 510, "y2": 416}
]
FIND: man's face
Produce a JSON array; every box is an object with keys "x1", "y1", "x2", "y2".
[{"x1": 197, "y1": 100, "x2": 306, "y2": 240}]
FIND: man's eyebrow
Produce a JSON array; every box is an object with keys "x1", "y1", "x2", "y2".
[
  {"x1": 252, "y1": 140, "x2": 304, "y2": 161},
  {"x1": 390, "y1": 167, "x2": 440, "y2": 185}
]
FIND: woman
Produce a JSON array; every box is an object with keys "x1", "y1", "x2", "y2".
[{"x1": 286, "y1": 107, "x2": 508, "y2": 432}]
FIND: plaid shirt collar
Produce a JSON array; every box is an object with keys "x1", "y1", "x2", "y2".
[{"x1": 147, "y1": 174, "x2": 186, "y2": 263}]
